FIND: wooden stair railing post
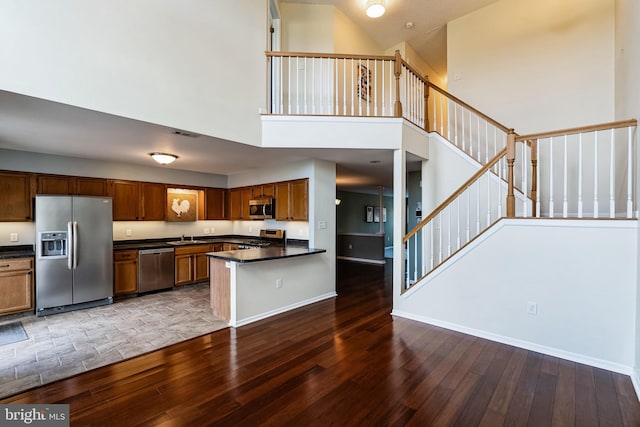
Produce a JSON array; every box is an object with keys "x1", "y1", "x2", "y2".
[
  {"x1": 424, "y1": 75, "x2": 430, "y2": 132},
  {"x1": 530, "y1": 139, "x2": 538, "y2": 217},
  {"x1": 394, "y1": 50, "x2": 403, "y2": 118},
  {"x1": 506, "y1": 129, "x2": 516, "y2": 217}
]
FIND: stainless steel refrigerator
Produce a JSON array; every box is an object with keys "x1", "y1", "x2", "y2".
[{"x1": 35, "y1": 195, "x2": 113, "y2": 316}]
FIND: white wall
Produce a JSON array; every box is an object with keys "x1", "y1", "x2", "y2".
[
  {"x1": 333, "y1": 8, "x2": 383, "y2": 55},
  {"x1": 614, "y1": 0, "x2": 640, "y2": 394},
  {"x1": 394, "y1": 219, "x2": 637, "y2": 372},
  {"x1": 447, "y1": 0, "x2": 615, "y2": 134},
  {"x1": 0, "y1": 0, "x2": 268, "y2": 146},
  {"x1": 280, "y1": 3, "x2": 334, "y2": 52}
]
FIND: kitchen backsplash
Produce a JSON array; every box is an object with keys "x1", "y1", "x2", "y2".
[{"x1": 0, "y1": 220, "x2": 310, "y2": 246}]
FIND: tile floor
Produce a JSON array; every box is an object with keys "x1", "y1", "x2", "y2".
[{"x1": 0, "y1": 283, "x2": 227, "y2": 399}]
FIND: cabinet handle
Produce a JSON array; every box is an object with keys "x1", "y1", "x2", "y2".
[{"x1": 0, "y1": 264, "x2": 10, "y2": 268}]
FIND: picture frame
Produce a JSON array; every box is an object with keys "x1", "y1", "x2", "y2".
[
  {"x1": 357, "y1": 64, "x2": 371, "y2": 102},
  {"x1": 365, "y1": 206, "x2": 374, "y2": 223},
  {"x1": 374, "y1": 207, "x2": 387, "y2": 223}
]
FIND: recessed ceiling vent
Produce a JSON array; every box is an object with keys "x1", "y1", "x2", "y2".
[{"x1": 172, "y1": 129, "x2": 199, "y2": 138}]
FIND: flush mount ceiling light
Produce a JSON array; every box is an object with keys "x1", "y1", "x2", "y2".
[
  {"x1": 366, "y1": 0, "x2": 385, "y2": 18},
  {"x1": 149, "y1": 152, "x2": 178, "y2": 165}
]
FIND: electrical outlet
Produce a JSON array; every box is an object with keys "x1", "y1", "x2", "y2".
[
  {"x1": 204, "y1": 228, "x2": 210, "y2": 234},
  {"x1": 211, "y1": 227, "x2": 216, "y2": 233},
  {"x1": 125, "y1": 229, "x2": 132, "y2": 237},
  {"x1": 275, "y1": 278, "x2": 282, "y2": 289},
  {"x1": 527, "y1": 301, "x2": 537, "y2": 315},
  {"x1": 9, "y1": 233, "x2": 18, "y2": 242}
]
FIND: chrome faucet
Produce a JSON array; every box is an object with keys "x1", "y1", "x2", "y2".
[{"x1": 181, "y1": 234, "x2": 185, "y2": 242}]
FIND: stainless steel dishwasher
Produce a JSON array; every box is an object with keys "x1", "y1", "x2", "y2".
[{"x1": 138, "y1": 247, "x2": 175, "y2": 293}]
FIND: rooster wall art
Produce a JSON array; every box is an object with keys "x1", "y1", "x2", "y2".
[{"x1": 166, "y1": 190, "x2": 197, "y2": 221}]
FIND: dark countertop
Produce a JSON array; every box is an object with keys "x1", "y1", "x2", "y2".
[
  {"x1": 0, "y1": 245, "x2": 35, "y2": 260},
  {"x1": 207, "y1": 247, "x2": 326, "y2": 263},
  {"x1": 113, "y1": 235, "x2": 309, "y2": 251}
]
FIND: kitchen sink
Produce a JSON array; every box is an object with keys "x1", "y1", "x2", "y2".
[{"x1": 167, "y1": 240, "x2": 210, "y2": 245}]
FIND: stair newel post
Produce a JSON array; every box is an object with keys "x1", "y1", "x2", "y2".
[
  {"x1": 424, "y1": 75, "x2": 430, "y2": 132},
  {"x1": 530, "y1": 139, "x2": 538, "y2": 217},
  {"x1": 506, "y1": 129, "x2": 516, "y2": 217},
  {"x1": 394, "y1": 50, "x2": 403, "y2": 118}
]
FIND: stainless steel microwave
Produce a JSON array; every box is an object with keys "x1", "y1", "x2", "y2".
[{"x1": 249, "y1": 198, "x2": 275, "y2": 219}]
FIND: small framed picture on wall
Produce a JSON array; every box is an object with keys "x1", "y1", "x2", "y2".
[{"x1": 365, "y1": 206, "x2": 374, "y2": 223}]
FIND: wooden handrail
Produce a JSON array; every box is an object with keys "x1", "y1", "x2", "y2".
[
  {"x1": 427, "y1": 83, "x2": 512, "y2": 134},
  {"x1": 403, "y1": 147, "x2": 508, "y2": 242},
  {"x1": 515, "y1": 119, "x2": 638, "y2": 142},
  {"x1": 400, "y1": 60, "x2": 428, "y2": 84},
  {"x1": 265, "y1": 51, "x2": 395, "y2": 61}
]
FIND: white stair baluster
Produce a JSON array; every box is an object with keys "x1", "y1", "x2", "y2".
[
  {"x1": 594, "y1": 132, "x2": 599, "y2": 218},
  {"x1": 549, "y1": 137, "x2": 554, "y2": 218},
  {"x1": 578, "y1": 133, "x2": 583, "y2": 218},
  {"x1": 609, "y1": 128, "x2": 615, "y2": 218},
  {"x1": 628, "y1": 126, "x2": 634, "y2": 218},
  {"x1": 563, "y1": 135, "x2": 568, "y2": 218}
]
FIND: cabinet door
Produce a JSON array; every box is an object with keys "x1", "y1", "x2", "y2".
[
  {"x1": 194, "y1": 252, "x2": 210, "y2": 283},
  {"x1": 37, "y1": 175, "x2": 73, "y2": 195},
  {"x1": 75, "y1": 177, "x2": 108, "y2": 196},
  {"x1": 261, "y1": 183, "x2": 276, "y2": 198},
  {"x1": 0, "y1": 258, "x2": 33, "y2": 315},
  {"x1": 205, "y1": 188, "x2": 226, "y2": 220},
  {"x1": 175, "y1": 254, "x2": 194, "y2": 286},
  {"x1": 0, "y1": 171, "x2": 34, "y2": 221},
  {"x1": 290, "y1": 179, "x2": 309, "y2": 220},
  {"x1": 113, "y1": 250, "x2": 138, "y2": 295},
  {"x1": 240, "y1": 187, "x2": 253, "y2": 219},
  {"x1": 275, "y1": 182, "x2": 291, "y2": 221},
  {"x1": 110, "y1": 180, "x2": 140, "y2": 220},
  {"x1": 227, "y1": 188, "x2": 242, "y2": 220},
  {"x1": 141, "y1": 182, "x2": 165, "y2": 221}
]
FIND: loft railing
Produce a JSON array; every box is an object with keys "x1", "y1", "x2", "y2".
[
  {"x1": 512, "y1": 120, "x2": 638, "y2": 219},
  {"x1": 265, "y1": 50, "x2": 508, "y2": 166}
]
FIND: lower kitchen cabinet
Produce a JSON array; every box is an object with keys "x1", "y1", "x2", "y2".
[
  {"x1": 114, "y1": 250, "x2": 138, "y2": 296},
  {"x1": 0, "y1": 257, "x2": 34, "y2": 315},
  {"x1": 175, "y1": 244, "x2": 214, "y2": 286}
]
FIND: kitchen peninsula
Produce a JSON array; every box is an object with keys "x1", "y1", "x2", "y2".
[{"x1": 207, "y1": 246, "x2": 330, "y2": 327}]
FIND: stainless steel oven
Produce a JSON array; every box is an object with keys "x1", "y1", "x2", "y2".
[{"x1": 249, "y1": 198, "x2": 274, "y2": 219}]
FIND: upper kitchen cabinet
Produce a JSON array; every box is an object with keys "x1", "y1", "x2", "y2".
[
  {"x1": 74, "y1": 177, "x2": 108, "y2": 196},
  {"x1": 205, "y1": 188, "x2": 226, "y2": 220},
  {"x1": 38, "y1": 175, "x2": 108, "y2": 196},
  {"x1": 227, "y1": 187, "x2": 252, "y2": 220},
  {"x1": 275, "y1": 179, "x2": 308, "y2": 221},
  {"x1": 140, "y1": 182, "x2": 165, "y2": 221},
  {"x1": 252, "y1": 183, "x2": 275, "y2": 199},
  {"x1": 0, "y1": 171, "x2": 34, "y2": 221},
  {"x1": 110, "y1": 180, "x2": 140, "y2": 220},
  {"x1": 37, "y1": 174, "x2": 73, "y2": 195},
  {"x1": 110, "y1": 180, "x2": 166, "y2": 221}
]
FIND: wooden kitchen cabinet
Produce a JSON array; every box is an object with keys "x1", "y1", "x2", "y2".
[
  {"x1": 275, "y1": 178, "x2": 308, "y2": 221},
  {"x1": 223, "y1": 243, "x2": 239, "y2": 251},
  {"x1": 175, "y1": 244, "x2": 214, "y2": 286},
  {"x1": 205, "y1": 188, "x2": 226, "y2": 220},
  {"x1": 0, "y1": 257, "x2": 34, "y2": 315},
  {"x1": 252, "y1": 183, "x2": 275, "y2": 199},
  {"x1": 110, "y1": 180, "x2": 165, "y2": 221},
  {"x1": 226, "y1": 188, "x2": 242, "y2": 220},
  {"x1": 37, "y1": 175, "x2": 73, "y2": 195},
  {"x1": 0, "y1": 171, "x2": 34, "y2": 222},
  {"x1": 113, "y1": 250, "x2": 138, "y2": 296},
  {"x1": 74, "y1": 177, "x2": 108, "y2": 196}
]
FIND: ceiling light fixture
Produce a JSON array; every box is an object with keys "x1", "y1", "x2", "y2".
[
  {"x1": 366, "y1": 0, "x2": 385, "y2": 18},
  {"x1": 149, "y1": 152, "x2": 178, "y2": 165}
]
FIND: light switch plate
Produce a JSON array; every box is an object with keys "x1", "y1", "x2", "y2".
[{"x1": 9, "y1": 233, "x2": 18, "y2": 242}]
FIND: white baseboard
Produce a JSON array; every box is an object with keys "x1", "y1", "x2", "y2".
[
  {"x1": 632, "y1": 368, "x2": 640, "y2": 402},
  {"x1": 231, "y1": 292, "x2": 337, "y2": 328},
  {"x1": 391, "y1": 309, "x2": 634, "y2": 377}
]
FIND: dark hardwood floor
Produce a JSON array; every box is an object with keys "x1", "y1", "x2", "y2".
[{"x1": 2, "y1": 260, "x2": 639, "y2": 426}]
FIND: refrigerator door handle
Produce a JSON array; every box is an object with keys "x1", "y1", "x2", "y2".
[
  {"x1": 73, "y1": 221, "x2": 79, "y2": 269},
  {"x1": 67, "y1": 221, "x2": 73, "y2": 270}
]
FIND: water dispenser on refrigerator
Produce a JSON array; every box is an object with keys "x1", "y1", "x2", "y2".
[{"x1": 39, "y1": 231, "x2": 68, "y2": 259}]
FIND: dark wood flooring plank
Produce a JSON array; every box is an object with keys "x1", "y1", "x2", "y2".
[
  {"x1": 2, "y1": 259, "x2": 639, "y2": 427},
  {"x1": 551, "y1": 358, "x2": 576, "y2": 427}
]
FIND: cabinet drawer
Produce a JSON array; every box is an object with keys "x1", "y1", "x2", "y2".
[
  {"x1": 114, "y1": 250, "x2": 138, "y2": 261},
  {"x1": 0, "y1": 258, "x2": 33, "y2": 272},
  {"x1": 174, "y1": 244, "x2": 213, "y2": 256}
]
